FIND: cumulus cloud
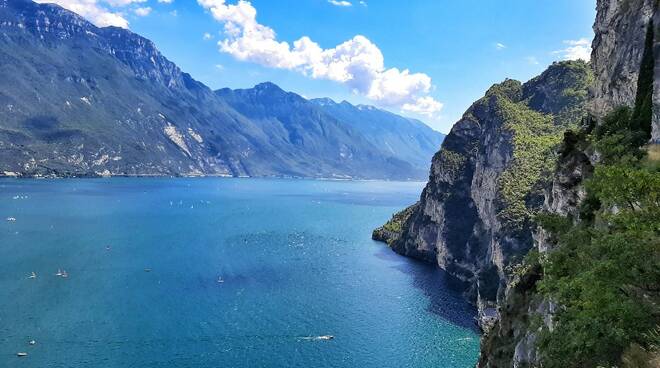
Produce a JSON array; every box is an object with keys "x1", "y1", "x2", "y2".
[
  {"x1": 197, "y1": 0, "x2": 442, "y2": 117},
  {"x1": 35, "y1": 0, "x2": 130, "y2": 28},
  {"x1": 554, "y1": 38, "x2": 591, "y2": 61},
  {"x1": 495, "y1": 42, "x2": 506, "y2": 50},
  {"x1": 328, "y1": 0, "x2": 352, "y2": 6},
  {"x1": 134, "y1": 6, "x2": 152, "y2": 16},
  {"x1": 105, "y1": 0, "x2": 145, "y2": 6},
  {"x1": 35, "y1": 0, "x2": 154, "y2": 28}
]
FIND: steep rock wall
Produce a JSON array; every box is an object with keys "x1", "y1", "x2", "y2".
[
  {"x1": 590, "y1": 0, "x2": 659, "y2": 141},
  {"x1": 378, "y1": 62, "x2": 592, "y2": 315},
  {"x1": 478, "y1": 1, "x2": 658, "y2": 367}
]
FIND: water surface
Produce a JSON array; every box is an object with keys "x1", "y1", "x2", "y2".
[{"x1": 0, "y1": 178, "x2": 479, "y2": 367}]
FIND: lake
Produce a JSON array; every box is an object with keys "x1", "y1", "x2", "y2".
[{"x1": 0, "y1": 178, "x2": 479, "y2": 367}]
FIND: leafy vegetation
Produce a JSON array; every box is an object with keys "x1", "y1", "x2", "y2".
[
  {"x1": 372, "y1": 203, "x2": 418, "y2": 245},
  {"x1": 535, "y1": 30, "x2": 659, "y2": 366},
  {"x1": 497, "y1": 98, "x2": 564, "y2": 230},
  {"x1": 437, "y1": 149, "x2": 467, "y2": 182},
  {"x1": 495, "y1": 61, "x2": 592, "y2": 231}
]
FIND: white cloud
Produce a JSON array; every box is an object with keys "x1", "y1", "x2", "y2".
[
  {"x1": 495, "y1": 42, "x2": 506, "y2": 50},
  {"x1": 203, "y1": 32, "x2": 214, "y2": 40},
  {"x1": 359, "y1": 1, "x2": 367, "y2": 6},
  {"x1": 35, "y1": 0, "x2": 130, "y2": 28},
  {"x1": 197, "y1": 0, "x2": 442, "y2": 117},
  {"x1": 104, "y1": 0, "x2": 145, "y2": 6},
  {"x1": 169, "y1": 10, "x2": 178, "y2": 16},
  {"x1": 554, "y1": 38, "x2": 591, "y2": 61},
  {"x1": 328, "y1": 0, "x2": 352, "y2": 6},
  {"x1": 158, "y1": 0, "x2": 174, "y2": 3},
  {"x1": 134, "y1": 6, "x2": 152, "y2": 16},
  {"x1": 35, "y1": 0, "x2": 151, "y2": 28}
]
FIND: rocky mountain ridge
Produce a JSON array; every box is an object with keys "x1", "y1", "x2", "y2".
[
  {"x1": 0, "y1": 0, "x2": 443, "y2": 179},
  {"x1": 374, "y1": 60, "x2": 592, "y2": 306},
  {"x1": 375, "y1": 0, "x2": 659, "y2": 366}
]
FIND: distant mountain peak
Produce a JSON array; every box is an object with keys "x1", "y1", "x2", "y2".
[
  {"x1": 0, "y1": 0, "x2": 441, "y2": 180},
  {"x1": 311, "y1": 97, "x2": 337, "y2": 106},
  {"x1": 254, "y1": 81, "x2": 284, "y2": 92}
]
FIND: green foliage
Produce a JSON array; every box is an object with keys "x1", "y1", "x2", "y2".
[
  {"x1": 555, "y1": 61, "x2": 596, "y2": 127},
  {"x1": 494, "y1": 61, "x2": 592, "y2": 231},
  {"x1": 594, "y1": 107, "x2": 649, "y2": 164},
  {"x1": 536, "y1": 106, "x2": 660, "y2": 368},
  {"x1": 497, "y1": 98, "x2": 564, "y2": 230},
  {"x1": 374, "y1": 203, "x2": 418, "y2": 244},
  {"x1": 438, "y1": 149, "x2": 467, "y2": 181},
  {"x1": 485, "y1": 79, "x2": 523, "y2": 101}
]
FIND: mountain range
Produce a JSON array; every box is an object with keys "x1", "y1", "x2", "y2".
[{"x1": 0, "y1": 0, "x2": 443, "y2": 179}]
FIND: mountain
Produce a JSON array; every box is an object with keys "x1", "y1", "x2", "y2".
[
  {"x1": 310, "y1": 98, "x2": 444, "y2": 172},
  {"x1": 215, "y1": 83, "x2": 443, "y2": 179},
  {"x1": 0, "y1": 0, "x2": 439, "y2": 179},
  {"x1": 374, "y1": 60, "x2": 592, "y2": 302},
  {"x1": 375, "y1": 0, "x2": 659, "y2": 367}
]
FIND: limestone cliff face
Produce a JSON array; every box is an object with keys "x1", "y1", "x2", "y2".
[
  {"x1": 378, "y1": 61, "x2": 592, "y2": 312},
  {"x1": 590, "y1": 0, "x2": 659, "y2": 141},
  {"x1": 477, "y1": 1, "x2": 658, "y2": 367},
  {"x1": 376, "y1": 2, "x2": 657, "y2": 366}
]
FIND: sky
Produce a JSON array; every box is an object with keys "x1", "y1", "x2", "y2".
[{"x1": 35, "y1": 0, "x2": 596, "y2": 133}]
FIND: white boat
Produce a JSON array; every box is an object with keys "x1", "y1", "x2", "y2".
[
  {"x1": 28, "y1": 272, "x2": 36, "y2": 279},
  {"x1": 6, "y1": 217, "x2": 16, "y2": 222},
  {"x1": 300, "y1": 335, "x2": 335, "y2": 341},
  {"x1": 55, "y1": 269, "x2": 63, "y2": 276},
  {"x1": 61, "y1": 270, "x2": 68, "y2": 278},
  {"x1": 16, "y1": 352, "x2": 27, "y2": 357},
  {"x1": 28, "y1": 340, "x2": 36, "y2": 345},
  {"x1": 217, "y1": 276, "x2": 225, "y2": 283}
]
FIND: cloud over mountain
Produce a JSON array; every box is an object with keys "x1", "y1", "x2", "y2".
[
  {"x1": 197, "y1": 0, "x2": 442, "y2": 117},
  {"x1": 34, "y1": 0, "x2": 154, "y2": 28}
]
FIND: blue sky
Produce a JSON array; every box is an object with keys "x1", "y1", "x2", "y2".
[{"x1": 40, "y1": 0, "x2": 596, "y2": 133}]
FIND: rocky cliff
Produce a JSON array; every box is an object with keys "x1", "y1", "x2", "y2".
[
  {"x1": 375, "y1": 1, "x2": 658, "y2": 367},
  {"x1": 375, "y1": 60, "x2": 592, "y2": 308},
  {"x1": 477, "y1": 1, "x2": 659, "y2": 367},
  {"x1": 590, "y1": 0, "x2": 660, "y2": 142}
]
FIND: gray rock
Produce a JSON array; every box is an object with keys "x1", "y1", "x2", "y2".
[{"x1": 590, "y1": 0, "x2": 659, "y2": 141}]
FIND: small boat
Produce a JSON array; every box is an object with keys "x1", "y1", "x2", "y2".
[
  {"x1": 217, "y1": 276, "x2": 225, "y2": 283},
  {"x1": 55, "y1": 269, "x2": 63, "y2": 276},
  {"x1": 144, "y1": 268, "x2": 152, "y2": 272},
  {"x1": 28, "y1": 272, "x2": 36, "y2": 279},
  {"x1": 300, "y1": 335, "x2": 335, "y2": 341},
  {"x1": 28, "y1": 340, "x2": 36, "y2": 345},
  {"x1": 16, "y1": 352, "x2": 27, "y2": 357},
  {"x1": 6, "y1": 217, "x2": 16, "y2": 222},
  {"x1": 61, "y1": 270, "x2": 68, "y2": 278}
]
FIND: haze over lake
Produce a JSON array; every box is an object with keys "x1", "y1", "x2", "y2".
[{"x1": 0, "y1": 178, "x2": 479, "y2": 367}]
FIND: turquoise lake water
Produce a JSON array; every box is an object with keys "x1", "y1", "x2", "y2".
[{"x1": 0, "y1": 178, "x2": 479, "y2": 367}]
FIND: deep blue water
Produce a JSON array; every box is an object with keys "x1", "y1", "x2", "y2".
[{"x1": 0, "y1": 178, "x2": 479, "y2": 367}]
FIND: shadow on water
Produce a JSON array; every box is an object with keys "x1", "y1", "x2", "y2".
[{"x1": 374, "y1": 244, "x2": 479, "y2": 333}]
